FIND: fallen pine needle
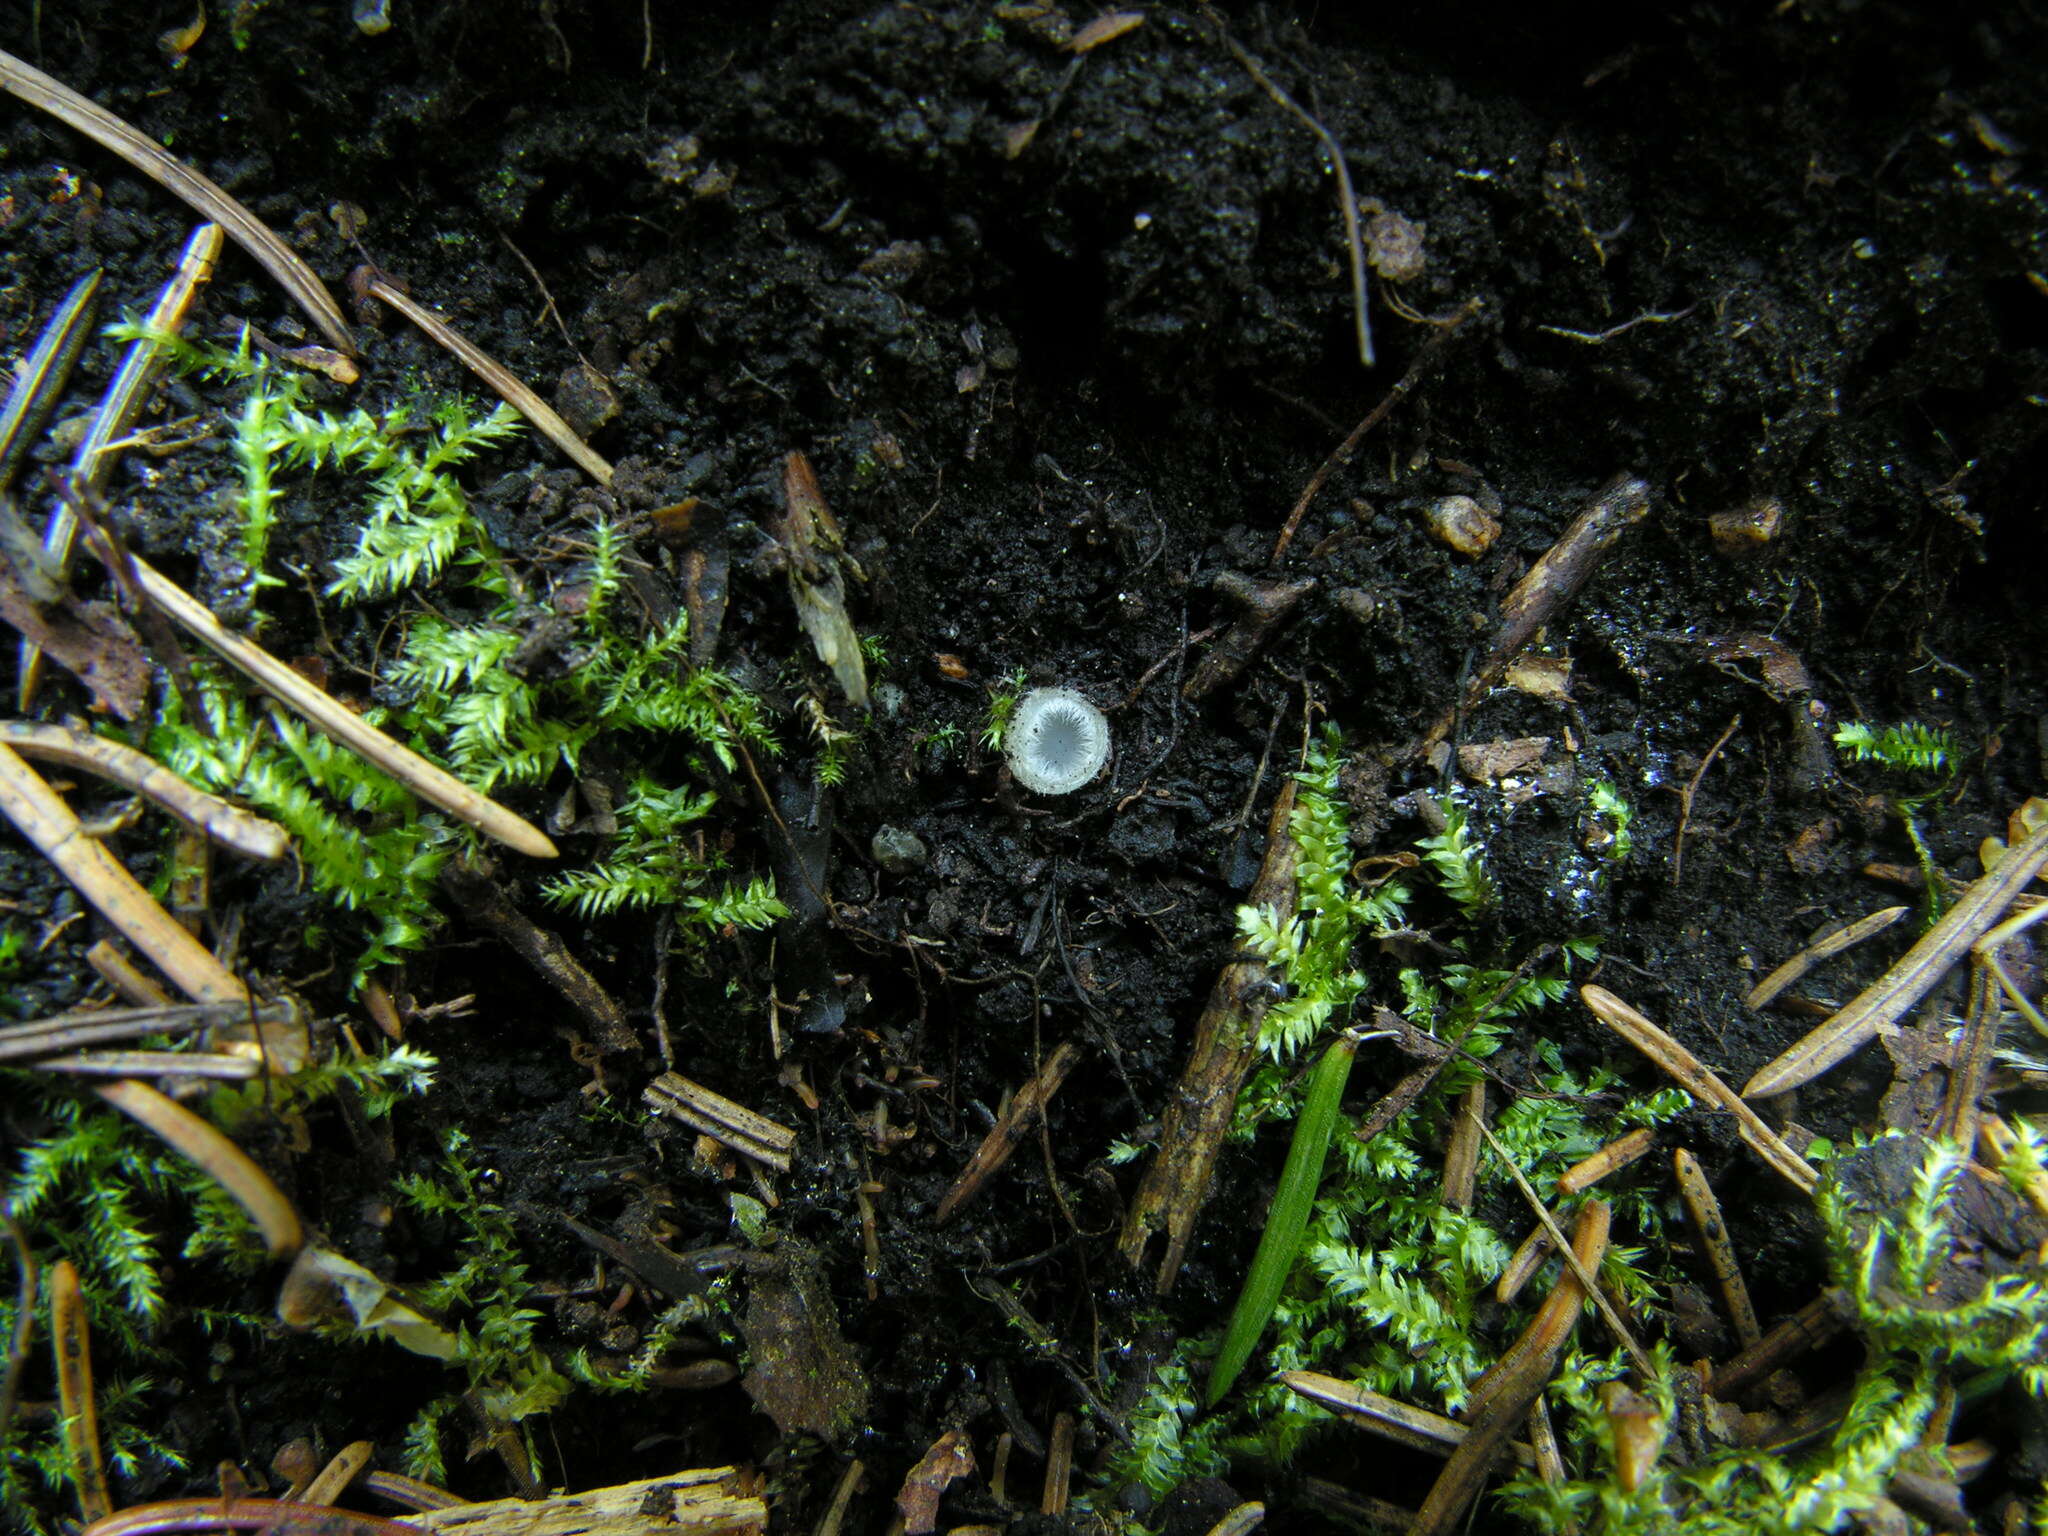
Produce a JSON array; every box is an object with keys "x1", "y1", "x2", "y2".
[
  {"x1": 1744, "y1": 904, "x2": 1910, "y2": 1010},
  {"x1": 366, "y1": 279, "x2": 613, "y2": 485},
  {"x1": 93, "y1": 1078, "x2": 303, "y2": 1259},
  {"x1": 0, "y1": 743, "x2": 249, "y2": 1006},
  {"x1": 1582, "y1": 984, "x2": 1817, "y2": 1195},
  {"x1": 1470, "y1": 1111, "x2": 1652, "y2": 1377},
  {"x1": 51, "y1": 1260, "x2": 111, "y2": 1524},
  {"x1": 20, "y1": 222, "x2": 223, "y2": 712},
  {"x1": 1743, "y1": 813, "x2": 2048, "y2": 1098},
  {"x1": 0, "y1": 718, "x2": 288, "y2": 861},
  {"x1": 121, "y1": 555, "x2": 557, "y2": 860},
  {"x1": 0, "y1": 50, "x2": 352, "y2": 355},
  {"x1": 1672, "y1": 1147, "x2": 1762, "y2": 1347}
]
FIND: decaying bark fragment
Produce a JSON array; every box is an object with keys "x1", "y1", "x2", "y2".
[
  {"x1": 1415, "y1": 473, "x2": 1650, "y2": 761},
  {"x1": 644, "y1": 1071, "x2": 797, "y2": 1173},
  {"x1": 0, "y1": 559, "x2": 149, "y2": 719},
  {"x1": 777, "y1": 452, "x2": 867, "y2": 708},
  {"x1": 1119, "y1": 780, "x2": 1297, "y2": 1292},
  {"x1": 400, "y1": 1470, "x2": 766, "y2": 1536}
]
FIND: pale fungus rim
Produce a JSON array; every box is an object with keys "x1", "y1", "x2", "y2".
[{"x1": 1005, "y1": 687, "x2": 1111, "y2": 796}]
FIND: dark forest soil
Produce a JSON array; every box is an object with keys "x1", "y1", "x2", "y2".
[{"x1": 2, "y1": 1, "x2": 2046, "y2": 1531}]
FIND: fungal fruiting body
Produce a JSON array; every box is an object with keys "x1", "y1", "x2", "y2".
[{"x1": 1005, "y1": 688, "x2": 1110, "y2": 795}]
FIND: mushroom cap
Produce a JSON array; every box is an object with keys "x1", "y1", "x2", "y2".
[{"x1": 1006, "y1": 688, "x2": 1111, "y2": 796}]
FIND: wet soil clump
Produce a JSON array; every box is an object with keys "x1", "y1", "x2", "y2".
[{"x1": 2, "y1": 1, "x2": 2045, "y2": 1530}]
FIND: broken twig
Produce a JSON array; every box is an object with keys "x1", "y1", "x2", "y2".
[
  {"x1": 1268, "y1": 298, "x2": 1480, "y2": 564},
  {"x1": 645, "y1": 1072, "x2": 797, "y2": 1173},
  {"x1": 1201, "y1": 8, "x2": 1373, "y2": 368},
  {"x1": 1418, "y1": 1203, "x2": 1609, "y2": 1536},
  {"x1": 936, "y1": 1041, "x2": 1080, "y2": 1222},
  {"x1": 1119, "y1": 781, "x2": 1297, "y2": 1291},
  {"x1": 1415, "y1": 474, "x2": 1651, "y2": 759},
  {"x1": 439, "y1": 853, "x2": 629, "y2": 1049}
]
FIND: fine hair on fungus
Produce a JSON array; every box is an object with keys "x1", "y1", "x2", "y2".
[{"x1": 1005, "y1": 687, "x2": 1110, "y2": 795}]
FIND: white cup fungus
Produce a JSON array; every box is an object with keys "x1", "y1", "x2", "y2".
[{"x1": 1005, "y1": 688, "x2": 1110, "y2": 796}]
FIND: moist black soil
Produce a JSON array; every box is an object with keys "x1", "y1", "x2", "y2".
[{"x1": 3, "y1": 2, "x2": 2046, "y2": 1531}]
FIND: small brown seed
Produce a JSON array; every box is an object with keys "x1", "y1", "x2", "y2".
[
  {"x1": 1423, "y1": 495, "x2": 1500, "y2": 557},
  {"x1": 1707, "y1": 495, "x2": 1784, "y2": 554}
]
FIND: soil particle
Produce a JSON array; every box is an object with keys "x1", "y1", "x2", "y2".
[{"x1": 4, "y1": 0, "x2": 2047, "y2": 1527}]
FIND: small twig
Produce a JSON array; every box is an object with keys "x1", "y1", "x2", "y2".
[
  {"x1": 80, "y1": 1501, "x2": 419, "y2": 1536},
  {"x1": 496, "y1": 234, "x2": 580, "y2": 359},
  {"x1": 0, "y1": 1000, "x2": 282, "y2": 1064},
  {"x1": 0, "y1": 743, "x2": 249, "y2": 1006},
  {"x1": 1535, "y1": 306, "x2": 1696, "y2": 344},
  {"x1": 1672, "y1": 1147, "x2": 1762, "y2": 1347},
  {"x1": 94, "y1": 1078, "x2": 303, "y2": 1258},
  {"x1": 1118, "y1": 782, "x2": 1299, "y2": 1291},
  {"x1": 50, "y1": 1259, "x2": 112, "y2": 1524},
  {"x1": 1417, "y1": 1203, "x2": 1609, "y2": 1536},
  {"x1": 812, "y1": 1459, "x2": 863, "y2": 1536},
  {"x1": 439, "y1": 853, "x2": 630, "y2": 1050},
  {"x1": 1582, "y1": 985, "x2": 1817, "y2": 1194},
  {"x1": 1413, "y1": 473, "x2": 1651, "y2": 755},
  {"x1": 1745, "y1": 904, "x2": 1910, "y2": 1009},
  {"x1": 0, "y1": 719, "x2": 287, "y2": 861},
  {"x1": 0, "y1": 51, "x2": 353, "y2": 354},
  {"x1": 1707, "y1": 1289, "x2": 1850, "y2": 1398},
  {"x1": 1743, "y1": 812, "x2": 2048, "y2": 1098},
  {"x1": 366, "y1": 279, "x2": 613, "y2": 485},
  {"x1": 1268, "y1": 298, "x2": 1480, "y2": 564},
  {"x1": 1201, "y1": 7, "x2": 1373, "y2": 368},
  {"x1": 936, "y1": 1040, "x2": 1080, "y2": 1223},
  {"x1": 34, "y1": 1049, "x2": 258, "y2": 1079},
  {"x1": 1671, "y1": 714, "x2": 1741, "y2": 885}
]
